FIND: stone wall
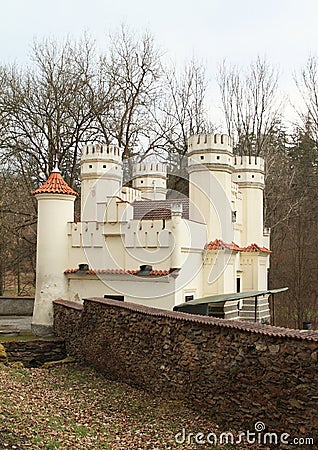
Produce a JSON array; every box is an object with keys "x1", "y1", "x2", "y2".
[
  {"x1": 2, "y1": 338, "x2": 66, "y2": 367},
  {"x1": 0, "y1": 297, "x2": 34, "y2": 316},
  {"x1": 53, "y1": 298, "x2": 318, "y2": 437},
  {"x1": 53, "y1": 300, "x2": 83, "y2": 356}
]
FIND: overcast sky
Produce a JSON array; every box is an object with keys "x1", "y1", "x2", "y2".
[{"x1": 1, "y1": 0, "x2": 317, "y2": 126}]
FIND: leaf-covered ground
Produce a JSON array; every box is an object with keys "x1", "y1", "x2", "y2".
[{"x1": 0, "y1": 363, "x2": 269, "y2": 449}]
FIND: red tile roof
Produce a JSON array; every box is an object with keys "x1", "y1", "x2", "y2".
[
  {"x1": 205, "y1": 239, "x2": 271, "y2": 254},
  {"x1": 133, "y1": 199, "x2": 189, "y2": 220},
  {"x1": 205, "y1": 239, "x2": 241, "y2": 251},
  {"x1": 64, "y1": 268, "x2": 171, "y2": 276},
  {"x1": 33, "y1": 171, "x2": 78, "y2": 196},
  {"x1": 241, "y1": 243, "x2": 272, "y2": 254}
]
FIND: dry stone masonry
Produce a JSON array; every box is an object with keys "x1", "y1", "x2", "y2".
[
  {"x1": 53, "y1": 298, "x2": 318, "y2": 438},
  {"x1": 1, "y1": 338, "x2": 66, "y2": 367}
]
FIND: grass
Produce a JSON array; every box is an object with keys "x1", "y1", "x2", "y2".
[{"x1": 0, "y1": 332, "x2": 46, "y2": 343}]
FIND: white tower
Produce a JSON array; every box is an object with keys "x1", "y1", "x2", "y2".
[
  {"x1": 32, "y1": 167, "x2": 78, "y2": 335},
  {"x1": 187, "y1": 133, "x2": 234, "y2": 240},
  {"x1": 132, "y1": 162, "x2": 167, "y2": 200},
  {"x1": 232, "y1": 155, "x2": 265, "y2": 246},
  {"x1": 80, "y1": 143, "x2": 123, "y2": 221}
]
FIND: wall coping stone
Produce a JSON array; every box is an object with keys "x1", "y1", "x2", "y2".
[
  {"x1": 53, "y1": 299, "x2": 83, "y2": 311},
  {"x1": 54, "y1": 297, "x2": 318, "y2": 341}
]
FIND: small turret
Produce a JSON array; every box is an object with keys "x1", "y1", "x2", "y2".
[
  {"x1": 132, "y1": 162, "x2": 167, "y2": 200},
  {"x1": 232, "y1": 155, "x2": 265, "y2": 246},
  {"x1": 32, "y1": 166, "x2": 78, "y2": 335},
  {"x1": 232, "y1": 155, "x2": 265, "y2": 188},
  {"x1": 188, "y1": 132, "x2": 234, "y2": 153},
  {"x1": 80, "y1": 144, "x2": 123, "y2": 221},
  {"x1": 187, "y1": 133, "x2": 234, "y2": 174},
  {"x1": 187, "y1": 133, "x2": 234, "y2": 240}
]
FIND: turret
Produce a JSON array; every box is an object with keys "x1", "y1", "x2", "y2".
[
  {"x1": 32, "y1": 166, "x2": 78, "y2": 335},
  {"x1": 232, "y1": 155, "x2": 265, "y2": 246},
  {"x1": 80, "y1": 144, "x2": 123, "y2": 221},
  {"x1": 187, "y1": 133, "x2": 234, "y2": 240},
  {"x1": 132, "y1": 162, "x2": 167, "y2": 200}
]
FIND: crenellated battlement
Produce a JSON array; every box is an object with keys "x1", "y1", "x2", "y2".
[
  {"x1": 233, "y1": 155, "x2": 264, "y2": 172},
  {"x1": 232, "y1": 155, "x2": 265, "y2": 187},
  {"x1": 187, "y1": 133, "x2": 234, "y2": 154},
  {"x1": 132, "y1": 162, "x2": 167, "y2": 200},
  {"x1": 81, "y1": 143, "x2": 122, "y2": 162},
  {"x1": 132, "y1": 162, "x2": 167, "y2": 178}
]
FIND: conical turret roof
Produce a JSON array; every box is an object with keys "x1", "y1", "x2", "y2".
[{"x1": 33, "y1": 168, "x2": 78, "y2": 197}]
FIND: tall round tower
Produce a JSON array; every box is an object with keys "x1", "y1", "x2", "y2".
[
  {"x1": 132, "y1": 162, "x2": 167, "y2": 200},
  {"x1": 32, "y1": 167, "x2": 78, "y2": 335},
  {"x1": 232, "y1": 155, "x2": 265, "y2": 246},
  {"x1": 187, "y1": 133, "x2": 234, "y2": 240},
  {"x1": 80, "y1": 143, "x2": 123, "y2": 221}
]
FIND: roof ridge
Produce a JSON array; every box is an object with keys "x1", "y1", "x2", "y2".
[
  {"x1": 64, "y1": 268, "x2": 171, "y2": 276},
  {"x1": 206, "y1": 239, "x2": 271, "y2": 253}
]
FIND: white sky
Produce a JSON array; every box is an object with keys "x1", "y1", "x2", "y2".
[{"x1": 1, "y1": 0, "x2": 317, "y2": 127}]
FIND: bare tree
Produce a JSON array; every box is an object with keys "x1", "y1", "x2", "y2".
[
  {"x1": 217, "y1": 57, "x2": 282, "y2": 156},
  {"x1": 148, "y1": 59, "x2": 214, "y2": 194},
  {"x1": 294, "y1": 55, "x2": 318, "y2": 146},
  {"x1": 158, "y1": 59, "x2": 214, "y2": 156},
  {"x1": 0, "y1": 166, "x2": 37, "y2": 295},
  {"x1": 89, "y1": 26, "x2": 162, "y2": 161},
  {"x1": 2, "y1": 36, "x2": 96, "y2": 187}
]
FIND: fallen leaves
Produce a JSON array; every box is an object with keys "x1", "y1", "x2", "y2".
[{"x1": 0, "y1": 363, "x2": 269, "y2": 449}]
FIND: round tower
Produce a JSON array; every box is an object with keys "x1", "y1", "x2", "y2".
[
  {"x1": 132, "y1": 162, "x2": 167, "y2": 200},
  {"x1": 187, "y1": 133, "x2": 234, "y2": 240},
  {"x1": 32, "y1": 167, "x2": 78, "y2": 335},
  {"x1": 80, "y1": 143, "x2": 123, "y2": 221},
  {"x1": 232, "y1": 155, "x2": 265, "y2": 246}
]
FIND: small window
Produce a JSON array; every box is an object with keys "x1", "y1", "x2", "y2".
[
  {"x1": 89, "y1": 164, "x2": 92, "y2": 169},
  {"x1": 200, "y1": 155, "x2": 204, "y2": 160},
  {"x1": 238, "y1": 175, "x2": 241, "y2": 178},
  {"x1": 140, "y1": 180, "x2": 144, "y2": 184},
  {"x1": 103, "y1": 164, "x2": 107, "y2": 169},
  {"x1": 252, "y1": 175, "x2": 255, "y2": 178},
  {"x1": 236, "y1": 278, "x2": 241, "y2": 293},
  {"x1": 185, "y1": 295, "x2": 194, "y2": 302},
  {"x1": 103, "y1": 295, "x2": 124, "y2": 301},
  {"x1": 217, "y1": 155, "x2": 220, "y2": 160}
]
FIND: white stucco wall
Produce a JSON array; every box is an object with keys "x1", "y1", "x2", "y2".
[
  {"x1": 33, "y1": 193, "x2": 76, "y2": 331},
  {"x1": 67, "y1": 274, "x2": 176, "y2": 310}
]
